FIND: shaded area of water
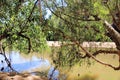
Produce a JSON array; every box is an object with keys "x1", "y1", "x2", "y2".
[{"x1": 48, "y1": 67, "x2": 59, "y2": 80}]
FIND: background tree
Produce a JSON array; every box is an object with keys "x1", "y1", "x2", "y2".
[
  {"x1": 43, "y1": 0, "x2": 120, "y2": 70},
  {"x1": 0, "y1": 0, "x2": 47, "y2": 53},
  {"x1": 0, "y1": 0, "x2": 48, "y2": 71}
]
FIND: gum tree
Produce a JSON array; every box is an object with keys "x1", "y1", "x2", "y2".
[
  {"x1": 0, "y1": 0, "x2": 120, "y2": 72},
  {"x1": 0, "y1": 0, "x2": 47, "y2": 71},
  {"x1": 44, "y1": 0, "x2": 120, "y2": 70},
  {"x1": 0, "y1": 0, "x2": 48, "y2": 53}
]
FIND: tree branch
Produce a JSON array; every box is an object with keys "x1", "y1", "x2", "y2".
[
  {"x1": 49, "y1": 0, "x2": 101, "y2": 21},
  {"x1": 104, "y1": 20, "x2": 120, "y2": 50},
  {"x1": 38, "y1": 0, "x2": 43, "y2": 22},
  {"x1": 78, "y1": 43, "x2": 120, "y2": 70},
  {"x1": 44, "y1": 0, "x2": 79, "y2": 27},
  {"x1": 81, "y1": 50, "x2": 118, "y2": 58},
  {"x1": 20, "y1": 0, "x2": 39, "y2": 31},
  {"x1": 0, "y1": 44, "x2": 18, "y2": 72},
  {"x1": 18, "y1": 33, "x2": 31, "y2": 53},
  {"x1": 0, "y1": 33, "x2": 9, "y2": 41},
  {"x1": 54, "y1": 27, "x2": 120, "y2": 70}
]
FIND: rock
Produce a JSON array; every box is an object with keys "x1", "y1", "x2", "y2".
[
  {"x1": 0, "y1": 72, "x2": 48, "y2": 80},
  {"x1": 25, "y1": 75, "x2": 43, "y2": 80},
  {"x1": 0, "y1": 73, "x2": 11, "y2": 80},
  {"x1": 10, "y1": 75, "x2": 24, "y2": 80}
]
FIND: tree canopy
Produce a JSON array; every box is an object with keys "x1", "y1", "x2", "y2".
[
  {"x1": 0, "y1": 0, "x2": 120, "y2": 70},
  {"x1": 44, "y1": 0, "x2": 120, "y2": 70},
  {"x1": 0, "y1": 0, "x2": 47, "y2": 53}
]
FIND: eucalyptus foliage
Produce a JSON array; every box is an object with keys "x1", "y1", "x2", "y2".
[
  {"x1": 44, "y1": 0, "x2": 120, "y2": 68},
  {"x1": 0, "y1": 0, "x2": 47, "y2": 53},
  {"x1": 0, "y1": 0, "x2": 120, "y2": 69}
]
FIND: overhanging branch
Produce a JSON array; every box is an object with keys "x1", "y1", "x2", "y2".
[
  {"x1": 78, "y1": 43, "x2": 120, "y2": 70},
  {"x1": 55, "y1": 27, "x2": 120, "y2": 70},
  {"x1": 81, "y1": 50, "x2": 118, "y2": 58},
  {"x1": 18, "y1": 33, "x2": 32, "y2": 53}
]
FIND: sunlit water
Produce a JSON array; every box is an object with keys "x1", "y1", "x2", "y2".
[
  {"x1": 0, "y1": 51, "x2": 50, "y2": 72},
  {"x1": 0, "y1": 51, "x2": 59, "y2": 80}
]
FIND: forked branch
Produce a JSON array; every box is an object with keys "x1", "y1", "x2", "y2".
[{"x1": 18, "y1": 33, "x2": 32, "y2": 53}]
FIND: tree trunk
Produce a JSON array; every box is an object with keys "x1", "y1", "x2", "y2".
[{"x1": 104, "y1": 21, "x2": 120, "y2": 50}]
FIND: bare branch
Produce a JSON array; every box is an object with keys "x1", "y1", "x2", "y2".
[
  {"x1": 93, "y1": 50, "x2": 118, "y2": 55},
  {"x1": 78, "y1": 43, "x2": 120, "y2": 70},
  {"x1": 81, "y1": 50, "x2": 118, "y2": 58}
]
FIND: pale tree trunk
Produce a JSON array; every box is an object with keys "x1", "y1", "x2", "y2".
[{"x1": 104, "y1": 20, "x2": 120, "y2": 50}]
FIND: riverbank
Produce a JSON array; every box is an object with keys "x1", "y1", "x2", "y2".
[{"x1": 0, "y1": 72, "x2": 48, "y2": 80}]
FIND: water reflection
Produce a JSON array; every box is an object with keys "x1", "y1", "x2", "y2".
[
  {"x1": 48, "y1": 67, "x2": 59, "y2": 80},
  {"x1": 12, "y1": 60, "x2": 50, "y2": 72},
  {"x1": 0, "y1": 51, "x2": 60, "y2": 80},
  {"x1": 0, "y1": 51, "x2": 50, "y2": 72}
]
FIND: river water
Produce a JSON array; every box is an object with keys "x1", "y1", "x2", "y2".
[
  {"x1": 0, "y1": 51, "x2": 50, "y2": 72},
  {"x1": 0, "y1": 51, "x2": 60, "y2": 80}
]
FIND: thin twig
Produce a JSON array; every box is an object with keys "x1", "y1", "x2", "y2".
[{"x1": 21, "y1": 0, "x2": 39, "y2": 31}]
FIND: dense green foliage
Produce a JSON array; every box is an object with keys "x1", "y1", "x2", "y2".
[
  {"x1": 0, "y1": 0, "x2": 47, "y2": 53},
  {"x1": 44, "y1": 0, "x2": 120, "y2": 68},
  {"x1": 45, "y1": 0, "x2": 111, "y2": 41},
  {"x1": 0, "y1": 0, "x2": 120, "y2": 69}
]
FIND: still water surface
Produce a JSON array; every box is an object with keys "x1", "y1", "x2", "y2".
[
  {"x1": 0, "y1": 51, "x2": 50, "y2": 72},
  {"x1": 0, "y1": 51, "x2": 59, "y2": 80},
  {"x1": 0, "y1": 51, "x2": 120, "y2": 80}
]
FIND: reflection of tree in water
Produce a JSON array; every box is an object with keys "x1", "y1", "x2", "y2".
[
  {"x1": 0, "y1": 52, "x2": 50, "y2": 72},
  {"x1": 48, "y1": 66, "x2": 59, "y2": 80},
  {"x1": 0, "y1": 46, "x2": 17, "y2": 72}
]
